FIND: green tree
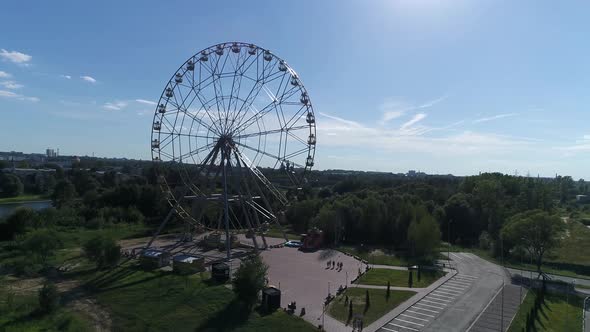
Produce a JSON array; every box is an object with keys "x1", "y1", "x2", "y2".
[
  {"x1": 83, "y1": 235, "x2": 121, "y2": 268},
  {"x1": 82, "y1": 235, "x2": 121, "y2": 268},
  {"x1": 501, "y1": 210, "x2": 565, "y2": 274},
  {"x1": 52, "y1": 179, "x2": 76, "y2": 208},
  {"x1": 38, "y1": 281, "x2": 59, "y2": 313},
  {"x1": 0, "y1": 207, "x2": 39, "y2": 240},
  {"x1": 22, "y1": 229, "x2": 63, "y2": 264},
  {"x1": 232, "y1": 255, "x2": 268, "y2": 310},
  {"x1": 0, "y1": 173, "x2": 23, "y2": 197},
  {"x1": 407, "y1": 208, "x2": 441, "y2": 260}
]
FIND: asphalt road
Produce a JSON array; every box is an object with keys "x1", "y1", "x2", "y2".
[
  {"x1": 506, "y1": 267, "x2": 590, "y2": 288},
  {"x1": 423, "y1": 253, "x2": 509, "y2": 332},
  {"x1": 373, "y1": 252, "x2": 508, "y2": 332}
]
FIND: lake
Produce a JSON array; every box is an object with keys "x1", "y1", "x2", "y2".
[{"x1": 0, "y1": 200, "x2": 53, "y2": 218}]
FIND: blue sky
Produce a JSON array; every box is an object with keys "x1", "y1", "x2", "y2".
[{"x1": 1, "y1": 0, "x2": 590, "y2": 178}]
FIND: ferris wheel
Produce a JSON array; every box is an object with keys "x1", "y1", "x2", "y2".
[{"x1": 148, "y1": 42, "x2": 316, "y2": 257}]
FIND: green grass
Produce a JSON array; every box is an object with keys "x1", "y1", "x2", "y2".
[
  {"x1": 0, "y1": 277, "x2": 92, "y2": 332},
  {"x1": 0, "y1": 194, "x2": 49, "y2": 204},
  {"x1": 0, "y1": 223, "x2": 148, "y2": 276},
  {"x1": 328, "y1": 287, "x2": 415, "y2": 325},
  {"x1": 264, "y1": 225, "x2": 300, "y2": 241},
  {"x1": 356, "y1": 268, "x2": 445, "y2": 288},
  {"x1": 507, "y1": 291, "x2": 583, "y2": 332},
  {"x1": 80, "y1": 262, "x2": 315, "y2": 332},
  {"x1": 338, "y1": 246, "x2": 408, "y2": 266}
]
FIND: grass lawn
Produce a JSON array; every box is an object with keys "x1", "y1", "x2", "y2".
[
  {"x1": 339, "y1": 246, "x2": 408, "y2": 266},
  {"x1": 81, "y1": 262, "x2": 315, "y2": 332},
  {"x1": 0, "y1": 276, "x2": 92, "y2": 332},
  {"x1": 507, "y1": 291, "x2": 583, "y2": 332},
  {"x1": 0, "y1": 194, "x2": 49, "y2": 204},
  {"x1": 356, "y1": 268, "x2": 445, "y2": 288},
  {"x1": 264, "y1": 225, "x2": 300, "y2": 241},
  {"x1": 328, "y1": 287, "x2": 415, "y2": 325}
]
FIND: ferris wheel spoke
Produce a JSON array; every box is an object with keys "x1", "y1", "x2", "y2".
[
  {"x1": 232, "y1": 83, "x2": 299, "y2": 136},
  {"x1": 233, "y1": 140, "x2": 303, "y2": 169},
  {"x1": 234, "y1": 124, "x2": 309, "y2": 140},
  {"x1": 286, "y1": 130, "x2": 309, "y2": 146},
  {"x1": 283, "y1": 146, "x2": 310, "y2": 160},
  {"x1": 232, "y1": 145, "x2": 288, "y2": 205},
  {"x1": 158, "y1": 132, "x2": 215, "y2": 140},
  {"x1": 229, "y1": 63, "x2": 286, "y2": 133},
  {"x1": 176, "y1": 141, "x2": 217, "y2": 164}
]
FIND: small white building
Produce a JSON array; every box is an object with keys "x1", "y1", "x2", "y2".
[
  {"x1": 140, "y1": 249, "x2": 171, "y2": 269},
  {"x1": 173, "y1": 254, "x2": 205, "y2": 275}
]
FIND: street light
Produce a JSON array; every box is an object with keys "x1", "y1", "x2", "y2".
[{"x1": 447, "y1": 219, "x2": 453, "y2": 268}]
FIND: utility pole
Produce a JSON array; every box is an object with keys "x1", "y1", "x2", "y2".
[
  {"x1": 501, "y1": 279, "x2": 505, "y2": 332},
  {"x1": 447, "y1": 220, "x2": 452, "y2": 268}
]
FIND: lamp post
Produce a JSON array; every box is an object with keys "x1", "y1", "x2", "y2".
[
  {"x1": 447, "y1": 219, "x2": 453, "y2": 268},
  {"x1": 501, "y1": 279, "x2": 505, "y2": 332}
]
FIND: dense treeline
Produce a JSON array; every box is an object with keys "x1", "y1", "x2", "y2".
[
  {"x1": 1, "y1": 158, "x2": 587, "y2": 265},
  {"x1": 285, "y1": 172, "x2": 587, "y2": 261}
]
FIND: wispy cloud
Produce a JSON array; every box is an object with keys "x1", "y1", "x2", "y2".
[
  {"x1": 0, "y1": 49, "x2": 32, "y2": 64},
  {"x1": 380, "y1": 95, "x2": 448, "y2": 124},
  {"x1": 80, "y1": 75, "x2": 97, "y2": 83},
  {"x1": 0, "y1": 90, "x2": 39, "y2": 102},
  {"x1": 473, "y1": 113, "x2": 518, "y2": 124},
  {"x1": 103, "y1": 101, "x2": 127, "y2": 111},
  {"x1": 0, "y1": 81, "x2": 23, "y2": 89},
  {"x1": 401, "y1": 113, "x2": 427, "y2": 130},
  {"x1": 0, "y1": 71, "x2": 11, "y2": 78},
  {"x1": 60, "y1": 74, "x2": 72, "y2": 79},
  {"x1": 135, "y1": 99, "x2": 157, "y2": 106},
  {"x1": 317, "y1": 112, "x2": 539, "y2": 160}
]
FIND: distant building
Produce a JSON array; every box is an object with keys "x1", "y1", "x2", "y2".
[
  {"x1": 576, "y1": 195, "x2": 590, "y2": 203},
  {"x1": 46, "y1": 148, "x2": 57, "y2": 158},
  {"x1": 407, "y1": 170, "x2": 427, "y2": 178}
]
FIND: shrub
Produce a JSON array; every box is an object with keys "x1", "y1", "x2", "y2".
[
  {"x1": 39, "y1": 281, "x2": 60, "y2": 313},
  {"x1": 83, "y1": 235, "x2": 121, "y2": 268},
  {"x1": 232, "y1": 255, "x2": 268, "y2": 310}
]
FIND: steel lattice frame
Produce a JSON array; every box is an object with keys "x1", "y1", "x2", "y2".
[{"x1": 148, "y1": 42, "x2": 316, "y2": 257}]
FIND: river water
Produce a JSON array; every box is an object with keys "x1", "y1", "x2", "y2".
[{"x1": 0, "y1": 200, "x2": 53, "y2": 218}]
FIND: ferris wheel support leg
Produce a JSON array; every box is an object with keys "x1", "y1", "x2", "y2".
[
  {"x1": 145, "y1": 203, "x2": 178, "y2": 250},
  {"x1": 222, "y1": 150, "x2": 232, "y2": 262},
  {"x1": 239, "y1": 200, "x2": 260, "y2": 253}
]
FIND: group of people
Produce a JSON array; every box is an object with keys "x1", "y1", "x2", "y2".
[{"x1": 326, "y1": 260, "x2": 344, "y2": 271}]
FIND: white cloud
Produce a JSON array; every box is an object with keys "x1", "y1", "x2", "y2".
[
  {"x1": 0, "y1": 49, "x2": 32, "y2": 64},
  {"x1": 103, "y1": 101, "x2": 127, "y2": 111},
  {"x1": 0, "y1": 90, "x2": 39, "y2": 102},
  {"x1": 135, "y1": 99, "x2": 157, "y2": 105},
  {"x1": 0, "y1": 81, "x2": 23, "y2": 89},
  {"x1": 583, "y1": 135, "x2": 590, "y2": 140},
  {"x1": 401, "y1": 113, "x2": 427, "y2": 130},
  {"x1": 317, "y1": 112, "x2": 539, "y2": 159},
  {"x1": 473, "y1": 113, "x2": 518, "y2": 123},
  {"x1": 60, "y1": 74, "x2": 72, "y2": 79},
  {"x1": 0, "y1": 71, "x2": 11, "y2": 78},
  {"x1": 0, "y1": 90, "x2": 18, "y2": 98},
  {"x1": 380, "y1": 95, "x2": 447, "y2": 124},
  {"x1": 80, "y1": 75, "x2": 97, "y2": 83}
]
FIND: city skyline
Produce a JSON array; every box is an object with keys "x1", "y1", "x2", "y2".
[{"x1": 2, "y1": 1, "x2": 590, "y2": 178}]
